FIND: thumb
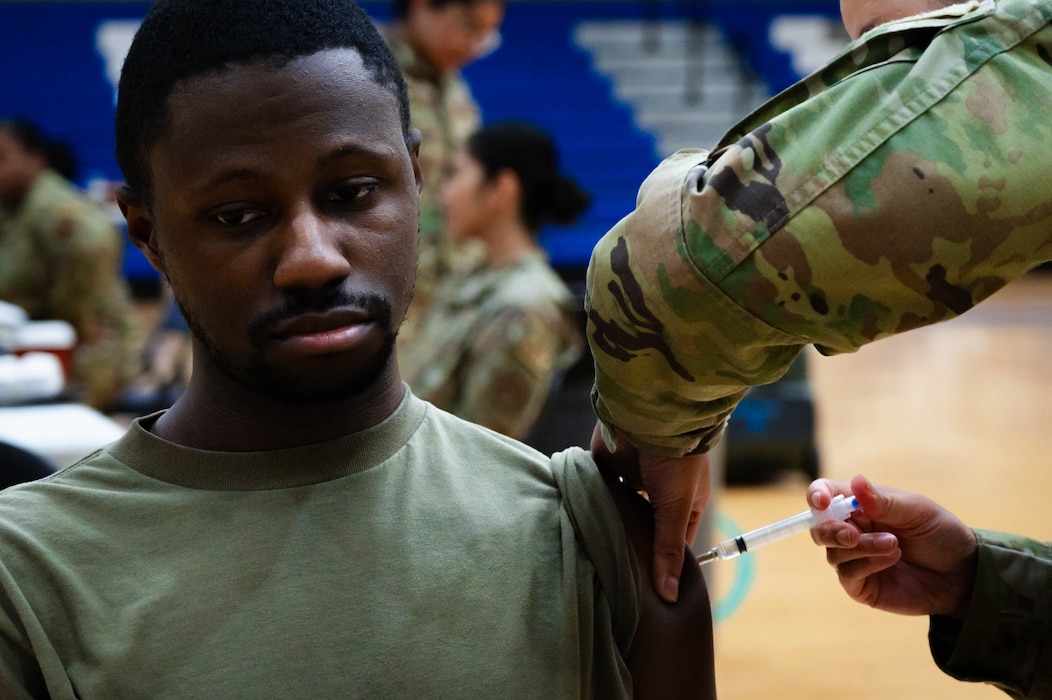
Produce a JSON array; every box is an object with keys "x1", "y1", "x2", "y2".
[
  {"x1": 850, "y1": 471, "x2": 942, "y2": 532},
  {"x1": 850, "y1": 474, "x2": 908, "y2": 526}
]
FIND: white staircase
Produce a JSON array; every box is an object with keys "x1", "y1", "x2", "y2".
[{"x1": 575, "y1": 17, "x2": 847, "y2": 159}]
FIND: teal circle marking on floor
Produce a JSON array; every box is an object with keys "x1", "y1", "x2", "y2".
[{"x1": 711, "y1": 512, "x2": 755, "y2": 624}]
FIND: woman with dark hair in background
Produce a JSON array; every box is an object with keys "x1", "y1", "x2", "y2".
[
  {"x1": 402, "y1": 122, "x2": 588, "y2": 440},
  {"x1": 0, "y1": 119, "x2": 140, "y2": 409}
]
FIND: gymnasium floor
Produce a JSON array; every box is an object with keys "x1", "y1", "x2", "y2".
[{"x1": 710, "y1": 271, "x2": 1052, "y2": 698}]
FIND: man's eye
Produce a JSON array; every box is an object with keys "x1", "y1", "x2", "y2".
[
  {"x1": 327, "y1": 182, "x2": 378, "y2": 204},
  {"x1": 214, "y1": 208, "x2": 266, "y2": 226}
]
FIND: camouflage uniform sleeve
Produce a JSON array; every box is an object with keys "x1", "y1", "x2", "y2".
[
  {"x1": 456, "y1": 305, "x2": 581, "y2": 441},
  {"x1": 928, "y1": 531, "x2": 1052, "y2": 699},
  {"x1": 586, "y1": 0, "x2": 1052, "y2": 457}
]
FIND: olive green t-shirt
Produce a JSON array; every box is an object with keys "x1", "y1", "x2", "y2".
[{"x1": 0, "y1": 392, "x2": 637, "y2": 698}]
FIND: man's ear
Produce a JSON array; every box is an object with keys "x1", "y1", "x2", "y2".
[
  {"x1": 408, "y1": 128, "x2": 424, "y2": 195},
  {"x1": 115, "y1": 185, "x2": 165, "y2": 276}
]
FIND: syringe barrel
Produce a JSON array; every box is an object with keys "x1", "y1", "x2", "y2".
[
  {"x1": 737, "y1": 494, "x2": 859, "y2": 553},
  {"x1": 818, "y1": 494, "x2": 860, "y2": 523},
  {"x1": 738, "y1": 510, "x2": 815, "y2": 551},
  {"x1": 713, "y1": 538, "x2": 745, "y2": 560}
]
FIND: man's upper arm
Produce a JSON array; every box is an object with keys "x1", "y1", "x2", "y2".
[
  {"x1": 597, "y1": 469, "x2": 716, "y2": 699},
  {"x1": 0, "y1": 637, "x2": 47, "y2": 700},
  {"x1": 550, "y1": 448, "x2": 715, "y2": 699},
  {"x1": 0, "y1": 571, "x2": 50, "y2": 699}
]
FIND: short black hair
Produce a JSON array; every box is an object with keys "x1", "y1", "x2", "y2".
[
  {"x1": 393, "y1": 0, "x2": 503, "y2": 20},
  {"x1": 116, "y1": 0, "x2": 409, "y2": 204},
  {"x1": 467, "y1": 122, "x2": 590, "y2": 233}
]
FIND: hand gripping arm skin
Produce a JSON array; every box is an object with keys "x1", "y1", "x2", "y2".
[
  {"x1": 598, "y1": 458, "x2": 716, "y2": 699},
  {"x1": 585, "y1": 0, "x2": 1052, "y2": 602},
  {"x1": 590, "y1": 424, "x2": 711, "y2": 604},
  {"x1": 809, "y1": 475, "x2": 1052, "y2": 699}
]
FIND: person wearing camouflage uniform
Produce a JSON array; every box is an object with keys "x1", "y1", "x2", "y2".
[
  {"x1": 401, "y1": 254, "x2": 583, "y2": 440},
  {"x1": 379, "y1": 0, "x2": 504, "y2": 347},
  {"x1": 930, "y1": 531, "x2": 1052, "y2": 698},
  {"x1": 401, "y1": 122, "x2": 586, "y2": 440},
  {"x1": 0, "y1": 121, "x2": 140, "y2": 409},
  {"x1": 586, "y1": 0, "x2": 1052, "y2": 687}
]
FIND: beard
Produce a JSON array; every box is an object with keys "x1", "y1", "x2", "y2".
[{"x1": 173, "y1": 284, "x2": 398, "y2": 406}]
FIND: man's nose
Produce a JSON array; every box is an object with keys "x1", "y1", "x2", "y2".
[{"x1": 272, "y1": 206, "x2": 352, "y2": 291}]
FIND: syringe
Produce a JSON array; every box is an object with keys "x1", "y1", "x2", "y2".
[{"x1": 696, "y1": 493, "x2": 859, "y2": 565}]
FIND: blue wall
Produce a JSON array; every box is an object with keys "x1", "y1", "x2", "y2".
[{"x1": 0, "y1": 1, "x2": 839, "y2": 278}]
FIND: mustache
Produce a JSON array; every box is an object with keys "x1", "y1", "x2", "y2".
[{"x1": 247, "y1": 287, "x2": 393, "y2": 346}]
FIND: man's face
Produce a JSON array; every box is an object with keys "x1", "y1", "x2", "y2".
[
  {"x1": 408, "y1": 0, "x2": 504, "y2": 72},
  {"x1": 125, "y1": 49, "x2": 422, "y2": 404}
]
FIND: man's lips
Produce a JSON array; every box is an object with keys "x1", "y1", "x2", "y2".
[{"x1": 267, "y1": 308, "x2": 375, "y2": 355}]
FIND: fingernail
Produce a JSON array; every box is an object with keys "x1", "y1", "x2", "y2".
[
  {"x1": 872, "y1": 533, "x2": 896, "y2": 550},
  {"x1": 662, "y1": 576, "x2": 680, "y2": 602},
  {"x1": 836, "y1": 529, "x2": 852, "y2": 546}
]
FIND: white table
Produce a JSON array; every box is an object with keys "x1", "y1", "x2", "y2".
[{"x1": 0, "y1": 403, "x2": 127, "y2": 469}]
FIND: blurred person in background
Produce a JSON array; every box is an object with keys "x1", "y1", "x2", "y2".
[
  {"x1": 402, "y1": 122, "x2": 587, "y2": 440},
  {"x1": 809, "y1": 474, "x2": 1051, "y2": 699},
  {"x1": 116, "y1": 288, "x2": 193, "y2": 414},
  {"x1": 0, "y1": 119, "x2": 140, "y2": 409},
  {"x1": 379, "y1": 0, "x2": 505, "y2": 347}
]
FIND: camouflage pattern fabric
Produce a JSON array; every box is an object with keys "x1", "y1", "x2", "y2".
[
  {"x1": 401, "y1": 251, "x2": 583, "y2": 440},
  {"x1": 0, "y1": 170, "x2": 141, "y2": 408},
  {"x1": 586, "y1": 0, "x2": 1052, "y2": 458},
  {"x1": 380, "y1": 25, "x2": 484, "y2": 347},
  {"x1": 928, "y1": 530, "x2": 1052, "y2": 699}
]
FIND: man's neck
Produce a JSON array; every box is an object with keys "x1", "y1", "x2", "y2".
[{"x1": 148, "y1": 366, "x2": 406, "y2": 452}]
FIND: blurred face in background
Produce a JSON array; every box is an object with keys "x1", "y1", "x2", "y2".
[
  {"x1": 0, "y1": 128, "x2": 45, "y2": 209},
  {"x1": 404, "y1": 0, "x2": 504, "y2": 72},
  {"x1": 440, "y1": 149, "x2": 501, "y2": 242}
]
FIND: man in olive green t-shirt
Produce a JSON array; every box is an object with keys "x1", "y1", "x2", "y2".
[{"x1": 0, "y1": 2, "x2": 714, "y2": 698}]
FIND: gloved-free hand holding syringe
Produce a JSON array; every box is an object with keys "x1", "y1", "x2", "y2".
[{"x1": 696, "y1": 494, "x2": 859, "y2": 565}]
